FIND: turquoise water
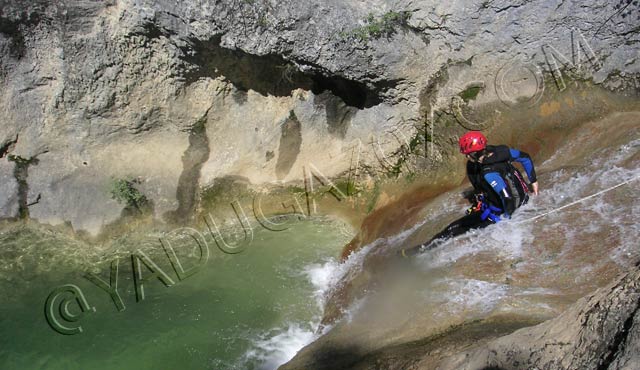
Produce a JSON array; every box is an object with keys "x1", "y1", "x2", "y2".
[{"x1": 0, "y1": 218, "x2": 352, "y2": 369}]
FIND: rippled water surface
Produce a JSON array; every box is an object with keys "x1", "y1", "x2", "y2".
[{"x1": 0, "y1": 218, "x2": 352, "y2": 370}]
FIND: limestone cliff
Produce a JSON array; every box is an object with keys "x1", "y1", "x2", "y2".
[{"x1": 0, "y1": 0, "x2": 638, "y2": 232}]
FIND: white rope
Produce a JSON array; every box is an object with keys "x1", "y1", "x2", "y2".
[
  {"x1": 513, "y1": 175, "x2": 640, "y2": 224},
  {"x1": 412, "y1": 174, "x2": 639, "y2": 255}
]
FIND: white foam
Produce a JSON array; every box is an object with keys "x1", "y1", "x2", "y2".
[
  {"x1": 430, "y1": 278, "x2": 510, "y2": 316},
  {"x1": 417, "y1": 217, "x2": 534, "y2": 269},
  {"x1": 239, "y1": 245, "x2": 375, "y2": 370},
  {"x1": 302, "y1": 257, "x2": 350, "y2": 312},
  {"x1": 513, "y1": 286, "x2": 558, "y2": 296},
  {"x1": 241, "y1": 322, "x2": 317, "y2": 370}
]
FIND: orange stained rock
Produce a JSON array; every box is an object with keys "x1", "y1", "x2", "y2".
[{"x1": 539, "y1": 101, "x2": 561, "y2": 117}]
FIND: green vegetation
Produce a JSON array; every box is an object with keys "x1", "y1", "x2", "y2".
[
  {"x1": 199, "y1": 176, "x2": 253, "y2": 212},
  {"x1": 480, "y1": 0, "x2": 492, "y2": 9},
  {"x1": 384, "y1": 120, "x2": 433, "y2": 179},
  {"x1": 258, "y1": 14, "x2": 268, "y2": 27},
  {"x1": 8, "y1": 154, "x2": 32, "y2": 193},
  {"x1": 7, "y1": 154, "x2": 35, "y2": 166},
  {"x1": 403, "y1": 169, "x2": 417, "y2": 184},
  {"x1": 286, "y1": 184, "x2": 306, "y2": 194},
  {"x1": 109, "y1": 177, "x2": 149, "y2": 212},
  {"x1": 8, "y1": 154, "x2": 39, "y2": 219},
  {"x1": 366, "y1": 181, "x2": 381, "y2": 214},
  {"x1": 458, "y1": 84, "x2": 484, "y2": 102},
  {"x1": 341, "y1": 11, "x2": 411, "y2": 42},
  {"x1": 333, "y1": 178, "x2": 361, "y2": 197}
]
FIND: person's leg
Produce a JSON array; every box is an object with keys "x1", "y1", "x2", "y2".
[
  {"x1": 401, "y1": 212, "x2": 493, "y2": 256},
  {"x1": 430, "y1": 212, "x2": 492, "y2": 240}
]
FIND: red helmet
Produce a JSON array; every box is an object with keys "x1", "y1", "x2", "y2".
[{"x1": 459, "y1": 131, "x2": 487, "y2": 154}]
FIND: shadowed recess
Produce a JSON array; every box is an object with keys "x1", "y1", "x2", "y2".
[
  {"x1": 164, "y1": 112, "x2": 211, "y2": 224},
  {"x1": 275, "y1": 110, "x2": 302, "y2": 180},
  {"x1": 315, "y1": 91, "x2": 356, "y2": 139},
  {"x1": 179, "y1": 35, "x2": 391, "y2": 109}
]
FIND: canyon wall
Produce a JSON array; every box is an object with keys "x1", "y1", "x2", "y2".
[{"x1": 0, "y1": 0, "x2": 637, "y2": 234}]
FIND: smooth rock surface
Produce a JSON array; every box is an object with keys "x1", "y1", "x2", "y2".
[{"x1": 438, "y1": 265, "x2": 640, "y2": 370}]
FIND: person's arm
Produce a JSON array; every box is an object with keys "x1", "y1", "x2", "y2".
[
  {"x1": 509, "y1": 148, "x2": 539, "y2": 195},
  {"x1": 483, "y1": 172, "x2": 515, "y2": 217}
]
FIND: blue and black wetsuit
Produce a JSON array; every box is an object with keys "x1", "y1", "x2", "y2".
[
  {"x1": 467, "y1": 145, "x2": 536, "y2": 217},
  {"x1": 403, "y1": 145, "x2": 536, "y2": 256}
]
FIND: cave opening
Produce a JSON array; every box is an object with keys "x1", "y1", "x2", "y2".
[{"x1": 181, "y1": 35, "x2": 390, "y2": 109}]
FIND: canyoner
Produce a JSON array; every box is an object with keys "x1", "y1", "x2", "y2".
[
  {"x1": 1, "y1": 0, "x2": 639, "y2": 369},
  {"x1": 402, "y1": 131, "x2": 539, "y2": 257}
]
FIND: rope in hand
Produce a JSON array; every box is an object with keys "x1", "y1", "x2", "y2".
[
  {"x1": 513, "y1": 175, "x2": 640, "y2": 225},
  {"x1": 405, "y1": 175, "x2": 640, "y2": 257}
]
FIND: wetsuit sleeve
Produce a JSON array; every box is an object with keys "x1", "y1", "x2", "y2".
[
  {"x1": 483, "y1": 172, "x2": 514, "y2": 217},
  {"x1": 509, "y1": 148, "x2": 537, "y2": 183}
]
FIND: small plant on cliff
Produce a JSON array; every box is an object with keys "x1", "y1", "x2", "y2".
[
  {"x1": 341, "y1": 11, "x2": 411, "y2": 42},
  {"x1": 334, "y1": 178, "x2": 362, "y2": 197},
  {"x1": 383, "y1": 121, "x2": 430, "y2": 179},
  {"x1": 365, "y1": 181, "x2": 381, "y2": 214},
  {"x1": 458, "y1": 84, "x2": 485, "y2": 102},
  {"x1": 7, "y1": 154, "x2": 39, "y2": 219},
  {"x1": 109, "y1": 177, "x2": 149, "y2": 212}
]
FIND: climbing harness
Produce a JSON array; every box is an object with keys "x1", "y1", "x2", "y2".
[
  {"x1": 466, "y1": 194, "x2": 484, "y2": 214},
  {"x1": 466, "y1": 194, "x2": 502, "y2": 223}
]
